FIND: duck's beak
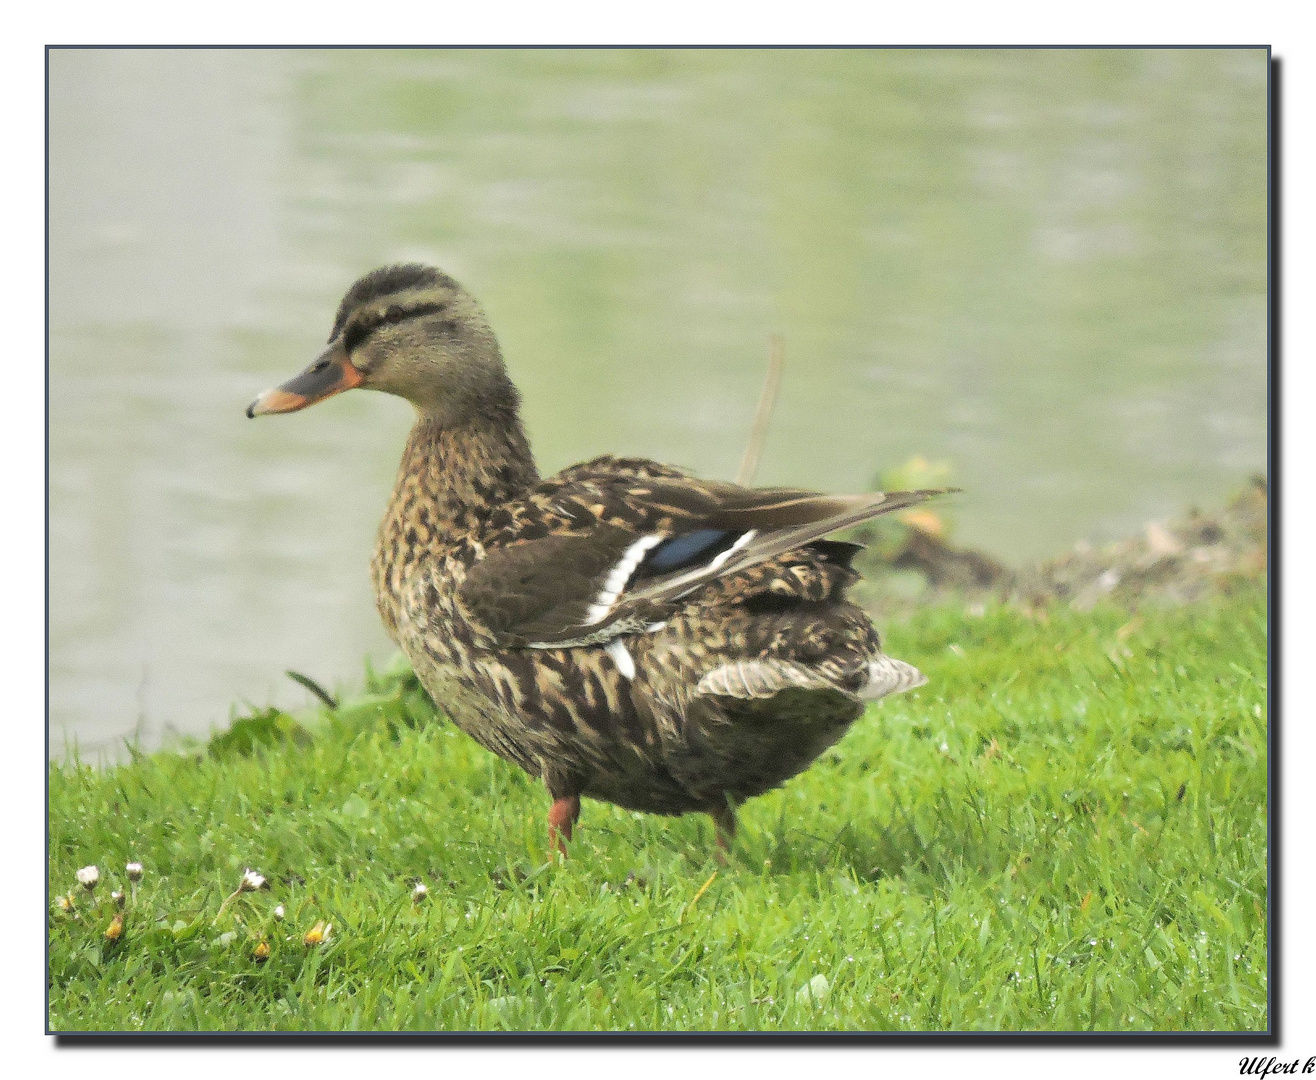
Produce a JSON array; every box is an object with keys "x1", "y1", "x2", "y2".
[{"x1": 246, "y1": 342, "x2": 363, "y2": 418}]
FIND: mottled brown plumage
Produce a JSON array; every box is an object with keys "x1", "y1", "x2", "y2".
[{"x1": 248, "y1": 264, "x2": 941, "y2": 855}]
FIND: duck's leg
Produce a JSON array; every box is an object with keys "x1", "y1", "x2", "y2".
[
  {"x1": 711, "y1": 803, "x2": 737, "y2": 864},
  {"x1": 548, "y1": 794, "x2": 581, "y2": 857}
]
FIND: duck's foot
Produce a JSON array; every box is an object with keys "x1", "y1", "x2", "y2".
[
  {"x1": 548, "y1": 795, "x2": 581, "y2": 858},
  {"x1": 711, "y1": 804, "x2": 737, "y2": 865}
]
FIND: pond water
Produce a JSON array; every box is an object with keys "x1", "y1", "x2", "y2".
[{"x1": 48, "y1": 48, "x2": 1268, "y2": 758}]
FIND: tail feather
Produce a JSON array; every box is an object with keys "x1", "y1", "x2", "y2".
[
  {"x1": 697, "y1": 658, "x2": 833, "y2": 699},
  {"x1": 858, "y1": 655, "x2": 927, "y2": 700},
  {"x1": 698, "y1": 653, "x2": 926, "y2": 702}
]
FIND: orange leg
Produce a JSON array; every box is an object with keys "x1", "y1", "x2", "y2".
[{"x1": 548, "y1": 795, "x2": 581, "y2": 857}]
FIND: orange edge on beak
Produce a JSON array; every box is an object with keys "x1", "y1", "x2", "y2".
[
  {"x1": 248, "y1": 386, "x2": 316, "y2": 416},
  {"x1": 247, "y1": 354, "x2": 363, "y2": 417}
]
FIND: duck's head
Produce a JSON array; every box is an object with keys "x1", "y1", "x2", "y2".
[{"x1": 246, "y1": 264, "x2": 518, "y2": 425}]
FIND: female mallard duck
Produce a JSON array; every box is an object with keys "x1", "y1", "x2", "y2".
[{"x1": 248, "y1": 264, "x2": 941, "y2": 856}]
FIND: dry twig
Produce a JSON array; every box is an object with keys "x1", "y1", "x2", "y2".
[{"x1": 735, "y1": 335, "x2": 784, "y2": 487}]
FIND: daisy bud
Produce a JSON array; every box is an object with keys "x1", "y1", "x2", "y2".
[
  {"x1": 253, "y1": 941, "x2": 271, "y2": 962},
  {"x1": 76, "y1": 865, "x2": 99, "y2": 891},
  {"x1": 239, "y1": 869, "x2": 268, "y2": 892},
  {"x1": 215, "y1": 868, "x2": 271, "y2": 922},
  {"x1": 105, "y1": 913, "x2": 124, "y2": 942},
  {"x1": 273, "y1": 904, "x2": 285, "y2": 921},
  {"x1": 55, "y1": 894, "x2": 74, "y2": 914},
  {"x1": 125, "y1": 862, "x2": 144, "y2": 882},
  {"x1": 304, "y1": 920, "x2": 331, "y2": 946},
  {"x1": 111, "y1": 890, "x2": 126, "y2": 909},
  {"x1": 412, "y1": 882, "x2": 428, "y2": 904}
]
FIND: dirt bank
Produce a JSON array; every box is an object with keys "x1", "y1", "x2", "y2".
[{"x1": 856, "y1": 475, "x2": 1268, "y2": 615}]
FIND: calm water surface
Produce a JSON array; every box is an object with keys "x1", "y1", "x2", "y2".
[{"x1": 48, "y1": 49, "x2": 1268, "y2": 757}]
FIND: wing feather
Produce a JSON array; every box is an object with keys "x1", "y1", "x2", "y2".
[{"x1": 458, "y1": 475, "x2": 953, "y2": 647}]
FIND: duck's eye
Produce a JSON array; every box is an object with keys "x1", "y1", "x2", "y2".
[{"x1": 341, "y1": 301, "x2": 449, "y2": 353}]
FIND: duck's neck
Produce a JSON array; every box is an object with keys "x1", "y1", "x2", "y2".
[{"x1": 372, "y1": 411, "x2": 538, "y2": 639}]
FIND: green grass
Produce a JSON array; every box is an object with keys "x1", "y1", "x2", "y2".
[{"x1": 48, "y1": 586, "x2": 1268, "y2": 1032}]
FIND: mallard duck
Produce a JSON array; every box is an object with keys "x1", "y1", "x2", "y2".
[{"x1": 248, "y1": 264, "x2": 942, "y2": 856}]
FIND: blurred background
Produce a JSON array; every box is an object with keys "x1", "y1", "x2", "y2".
[{"x1": 48, "y1": 48, "x2": 1268, "y2": 759}]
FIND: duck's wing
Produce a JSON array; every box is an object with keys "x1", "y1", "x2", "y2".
[{"x1": 457, "y1": 475, "x2": 949, "y2": 649}]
